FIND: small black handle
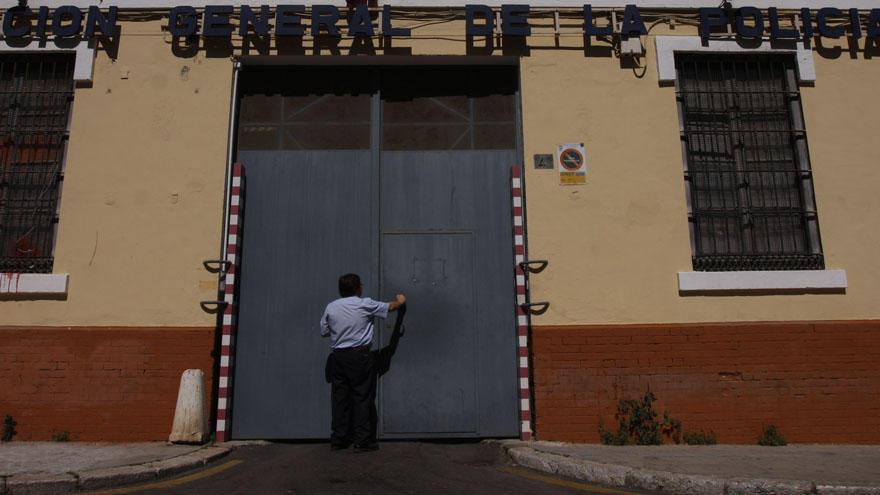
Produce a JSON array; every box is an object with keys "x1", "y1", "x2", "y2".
[
  {"x1": 200, "y1": 300, "x2": 227, "y2": 313},
  {"x1": 203, "y1": 259, "x2": 230, "y2": 273},
  {"x1": 520, "y1": 301, "x2": 550, "y2": 315},
  {"x1": 519, "y1": 259, "x2": 549, "y2": 273}
]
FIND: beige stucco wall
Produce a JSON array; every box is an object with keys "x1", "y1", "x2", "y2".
[
  {"x1": 3, "y1": 16, "x2": 878, "y2": 326},
  {"x1": 521, "y1": 26, "x2": 880, "y2": 324},
  {"x1": 3, "y1": 20, "x2": 232, "y2": 326}
]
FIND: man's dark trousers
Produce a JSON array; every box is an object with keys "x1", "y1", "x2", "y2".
[{"x1": 329, "y1": 346, "x2": 376, "y2": 447}]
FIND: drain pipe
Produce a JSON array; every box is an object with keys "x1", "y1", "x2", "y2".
[{"x1": 220, "y1": 60, "x2": 242, "y2": 270}]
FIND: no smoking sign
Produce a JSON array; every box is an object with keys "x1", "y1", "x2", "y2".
[{"x1": 555, "y1": 143, "x2": 588, "y2": 185}]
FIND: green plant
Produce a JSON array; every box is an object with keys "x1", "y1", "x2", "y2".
[
  {"x1": 683, "y1": 429, "x2": 717, "y2": 445},
  {"x1": 758, "y1": 425, "x2": 787, "y2": 446},
  {"x1": 599, "y1": 389, "x2": 682, "y2": 445},
  {"x1": 52, "y1": 430, "x2": 70, "y2": 442},
  {"x1": 2, "y1": 415, "x2": 17, "y2": 442}
]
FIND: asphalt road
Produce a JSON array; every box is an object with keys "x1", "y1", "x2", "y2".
[{"x1": 126, "y1": 442, "x2": 645, "y2": 495}]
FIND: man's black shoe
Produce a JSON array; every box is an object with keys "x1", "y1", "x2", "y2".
[
  {"x1": 353, "y1": 442, "x2": 379, "y2": 453},
  {"x1": 330, "y1": 442, "x2": 350, "y2": 451}
]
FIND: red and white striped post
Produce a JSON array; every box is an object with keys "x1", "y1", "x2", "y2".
[
  {"x1": 216, "y1": 162, "x2": 244, "y2": 443},
  {"x1": 511, "y1": 164, "x2": 532, "y2": 441}
]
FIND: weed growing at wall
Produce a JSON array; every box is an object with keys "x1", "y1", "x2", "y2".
[
  {"x1": 599, "y1": 390, "x2": 682, "y2": 445},
  {"x1": 758, "y1": 425, "x2": 787, "y2": 446},
  {"x1": 52, "y1": 430, "x2": 71, "y2": 442},
  {"x1": 683, "y1": 430, "x2": 717, "y2": 445},
  {"x1": 2, "y1": 415, "x2": 17, "y2": 442}
]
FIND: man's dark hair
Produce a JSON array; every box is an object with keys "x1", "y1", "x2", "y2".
[{"x1": 338, "y1": 273, "x2": 361, "y2": 297}]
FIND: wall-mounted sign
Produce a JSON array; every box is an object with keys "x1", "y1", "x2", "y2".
[
  {"x1": 556, "y1": 143, "x2": 587, "y2": 186},
  {"x1": 0, "y1": 4, "x2": 877, "y2": 44},
  {"x1": 534, "y1": 154, "x2": 553, "y2": 170}
]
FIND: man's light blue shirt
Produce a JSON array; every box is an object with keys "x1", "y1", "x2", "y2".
[{"x1": 320, "y1": 296, "x2": 390, "y2": 349}]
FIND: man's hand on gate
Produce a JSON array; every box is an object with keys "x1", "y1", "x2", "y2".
[{"x1": 388, "y1": 293, "x2": 407, "y2": 312}]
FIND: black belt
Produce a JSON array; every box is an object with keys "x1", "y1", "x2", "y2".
[{"x1": 333, "y1": 344, "x2": 371, "y2": 353}]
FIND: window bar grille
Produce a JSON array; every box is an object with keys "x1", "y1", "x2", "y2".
[
  {"x1": 675, "y1": 54, "x2": 823, "y2": 271},
  {"x1": 0, "y1": 54, "x2": 74, "y2": 273}
]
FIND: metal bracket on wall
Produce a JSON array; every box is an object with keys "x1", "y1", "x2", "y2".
[
  {"x1": 520, "y1": 301, "x2": 550, "y2": 315},
  {"x1": 199, "y1": 300, "x2": 228, "y2": 313},
  {"x1": 519, "y1": 259, "x2": 549, "y2": 314},
  {"x1": 519, "y1": 259, "x2": 549, "y2": 273},
  {"x1": 203, "y1": 259, "x2": 230, "y2": 274}
]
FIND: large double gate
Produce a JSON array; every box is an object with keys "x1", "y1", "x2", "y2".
[{"x1": 230, "y1": 64, "x2": 521, "y2": 439}]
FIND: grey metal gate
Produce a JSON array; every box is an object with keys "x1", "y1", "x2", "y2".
[
  {"x1": 379, "y1": 151, "x2": 518, "y2": 437},
  {"x1": 231, "y1": 65, "x2": 519, "y2": 439}
]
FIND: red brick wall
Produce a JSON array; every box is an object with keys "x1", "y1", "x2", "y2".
[
  {"x1": 533, "y1": 321, "x2": 880, "y2": 444},
  {"x1": 0, "y1": 327, "x2": 215, "y2": 441}
]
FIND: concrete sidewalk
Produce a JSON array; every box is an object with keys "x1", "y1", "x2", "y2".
[
  {"x1": 501, "y1": 440, "x2": 880, "y2": 495},
  {"x1": 0, "y1": 442, "x2": 231, "y2": 494}
]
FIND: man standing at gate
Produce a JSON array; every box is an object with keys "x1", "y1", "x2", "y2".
[{"x1": 320, "y1": 273, "x2": 406, "y2": 452}]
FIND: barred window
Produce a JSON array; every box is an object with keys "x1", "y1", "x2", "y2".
[
  {"x1": 675, "y1": 54, "x2": 823, "y2": 272},
  {"x1": 0, "y1": 54, "x2": 74, "y2": 273}
]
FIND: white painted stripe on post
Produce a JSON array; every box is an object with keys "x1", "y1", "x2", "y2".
[
  {"x1": 227, "y1": 254, "x2": 236, "y2": 265},
  {"x1": 514, "y1": 235, "x2": 523, "y2": 245},
  {"x1": 513, "y1": 197, "x2": 522, "y2": 208},
  {"x1": 219, "y1": 376, "x2": 228, "y2": 388},
  {"x1": 519, "y1": 335, "x2": 527, "y2": 347},
  {"x1": 519, "y1": 356, "x2": 528, "y2": 368},
  {"x1": 225, "y1": 274, "x2": 235, "y2": 285},
  {"x1": 224, "y1": 293, "x2": 234, "y2": 303},
  {"x1": 517, "y1": 295, "x2": 526, "y2": 305},
  {"x1": 230, "y1": 214, "x2": 239, "y2": 226},
  {"x1": 512, "y1": 178, "x2": 521, "y2": 188},
  {"x1": 521, "y1": 421, "x2": 531, "y2": 432},
  {"x1": 218, "y1": 398, "x2": 227, "y2": 410},
  {"x1": 520, "y1": 399, "x2": 530, "y2": 411},
  {"x1": 223, "y1": 314, "x2": 232, "y2": 326},
  {"x1": 232, "y1": 176, "x2": 241, "y2": 187},
  {"x1": 228, "y1": 234, "x2": 238, "y2": 244},
  {"x1": 514, "y1": 216, "x2": 523, "y2": 226},
  {"x1": 231, "y1": 196, "x2": 240, "y2": 206},
  {"x1": 516, "y1": 275, "x2": 525, "y2": 286},
  {"x1": 221, "y1": 355, "x2": 229, "y2": 367},
  {"x1": 520, "y1": 377, "x2": 529, "y2": 388},
  {"x1": 515, "y1": 255, "x2": 524, "y2": 264},
  {"x1": 518, "y1": 315, "x2": 528, "y2": 326},
  {"x1": 222, "y1": 334, "x2": 231, "y2": 346},
  {"x1": 217, "y1": 419, "x2": 226, "y2": 431}
]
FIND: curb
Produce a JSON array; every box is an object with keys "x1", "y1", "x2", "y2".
[
  {"x1": 500, "y1": 443, "x2": 880, "y2": 495},
  {"x1": 1, "y1": 445, "x2": 231, "y2": 495}
]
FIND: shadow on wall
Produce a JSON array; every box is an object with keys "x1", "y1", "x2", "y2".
[
  {"x1": 812, "y1": 35, "x2": 880, "y2": 60},
  {"x1": 171, "y1": 34, "x2": 414, "y2": 58},
  {"x1": 166, "y1": 34, "x2": 624, "y2": 58}
]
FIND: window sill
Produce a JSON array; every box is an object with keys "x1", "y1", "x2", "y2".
[
  {"x1": 678, "y1": 270, "x2": 847, "y2": 294},
  {"x1": 0, "y1": 273, "x2": 69, "y2": 298}
]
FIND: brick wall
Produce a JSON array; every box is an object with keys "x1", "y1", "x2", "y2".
[
  {"x1": 0, "y1": 327, "x2": 215, "y2": 441},
  {"x1": 533, "y1": 321, "x2": 880, "y2": 444}
]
